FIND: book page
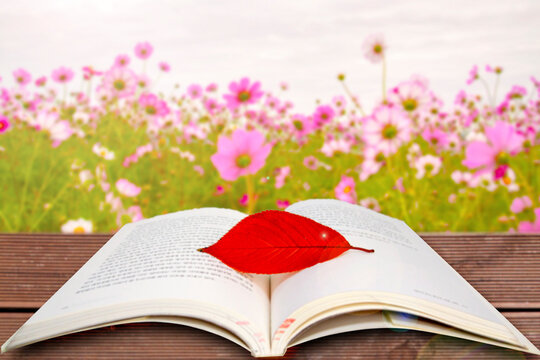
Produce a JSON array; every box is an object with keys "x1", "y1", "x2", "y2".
[
  {"x1": 271, "y1": 199, "x2": 510, "y2": 339},
  {"x1": 20, "y1": 208, "x2": 269, "y2": 347}
]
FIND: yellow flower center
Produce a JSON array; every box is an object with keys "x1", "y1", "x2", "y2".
[
  {"x1": 495, "y1": 151, "x2": 510, "y2": 166},
  {"x1": 293, "y1": 120, "x2": 303, "y2": 130},
  {"x1": 73, "y1": 226, "x2": 86, "y2": 234},
  {"x1": 402, "y1": 98, "x2": 418, "y2": 112},
  {"x1": 114, "y1": 80, "x2": 126, "y2": 91},
  {"x1": 343, "y1": 186, "x2": 352, "y2": 194},
  {"x1": 373, "y1": 44, "x2": 383, "y2": 54},
  {"x1": 236, "y1": 154, "x2": 251, "y2": 168},
  {"x1": 382, "y1": 124, "x2": 398, "y2": 139},
  {"x1": 146, "y1": 106, "x2": 157, "y2": 115},
  {"x1": 238, "y1": 91, "x2": 251, "y2": 102}
]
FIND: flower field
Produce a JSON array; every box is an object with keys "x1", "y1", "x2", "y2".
[{"x1": 1, "y1": 37, "x2": 539, "y2": 233}]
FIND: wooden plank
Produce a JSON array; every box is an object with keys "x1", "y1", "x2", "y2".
[
  {"x1": 0, "y1": 312, "x2": 538, "y2": 359},
  {"x1": 1, "y1": 233, "x2": 539, "y2": 309}
]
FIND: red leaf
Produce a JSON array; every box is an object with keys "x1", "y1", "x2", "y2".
[{"x1": 198, "y1": 210, "x2": 374, "y2": 274}]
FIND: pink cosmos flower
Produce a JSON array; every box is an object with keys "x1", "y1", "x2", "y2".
[
  {"x1": 486, "y1": 65, "x2": 503, "y2": 74},
  {"x1": 139, "y1": 93, "x2": 170, "y2": 117},
  {"x1": 223, "y1": 77, "x2": 264, "y2": 111},
  {"x1": 35, "y1": 76, "x2": 47, "y2": 87},
  {"x1": 136, "y1": 74, "x2": 151, "y2": 90},
  {"x1": 159, "y1": 61, "x2": 170, "y2": 72},
  {"x1": 289, "y1": 114, "x2": 314, "y2": 140},
  {"x1": 335, "y1": 175, "x2": 357, "y2": 204},
  {"x1": 33, "y1": 111, "x2": 73, "y2": 144},
  {"x1": 359, "y1": 197, "x2": 381, "y2": 212},
  {"x1": 388, "y1": 81, "x2": 430, "y2": 114},
  {"x1": 332, "y1": 95, "x2": 346, "y2": 112},
  {"x1": 451, "y1": 170, "x2": 474, "y2": 186},
  {"x1": 134, "y1": 42, "x2": 153, "y2": 60},
  {"x1": 321, "y1": 137, "x2": 352, "y2": 157},
  {"x1": 466, "y1": 65, "x2": 479, "y2": 85},
  {"x1": 214, "y1": 185, "x2": 225, "y2": 196},
  {"x1": 114, "y1": 54, "x2": 131, "y2": 68},
  {"x1": 463, "y1": 121, "x2": 525, "y2": 175},
  {"x1": 362, "y1": 33, "x2": 386, "y2": 63},
  {"x1": 505, "y1": 85, "x2": 527, "y2": 100},
  {"x1": 363, "y1": 106, "x2": 411, "y2": 156},
  {"x1": 313, "y1": 105, "x2": 335, "y2": 128},
  {"x1": 303, "y1": 155, "x2": 320, "y2": 170},
  {"x1": 422, "y1": 127, "x2": 449, "y2": 148},
  {"x1": 239, "y1": 194, "x2": 249, "y2": 207},
  {"x1": 115, "y1": 178, "x2": 141, "y2": 197},
  {"x1": 204, "y1": 98, "x2": 221, "y2": 114},
  {"x1": 274, "y1": 166, "x2": 290, "y2": 189},
  {"x1": 210, "y1": 129, "x2": 272, "y2": 181},
  {"x1": 276, "y1": 199, "x2": 290, "y2": 209},
  {"x1": 187, "y1": 84, "x2": 203, "y2": 99},
  {"x1": 0, "y1": 115, "x2": 10, "y2": 133},
  {"x1": 102, "y1": 66, "x2": 137, "y2": 99},
  {"x1": 51, "y1": 67, "x2": 74, "y2": 83},
  {"x1": 518, "y1": 208, "x2": 540, "y2": 233},
  {"x1": 414, "y1": 155, "x2": 442, "y2": 179},
  {"x1": 82, "y1": 66, "x2": 102, "y2": 80},
  {"x1": 510, "y1": 196, "x2": 532, "y2": 214},
  {"x1": 13, "y1": 68, "x2": 31, "y2": 86},
  {"x1": 206, "y1": 83, "x2": 218, "y2": 92}
]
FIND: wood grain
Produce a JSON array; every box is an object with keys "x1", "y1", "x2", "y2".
[
  {"x1": 0, "y1": 233, "x2": 539, "y2": 358},
  {"x1": 1, "y1": 233, "x2": 538, "y2": 309}
]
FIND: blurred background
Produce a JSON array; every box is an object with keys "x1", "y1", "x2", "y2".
[{"x1": 0, "y1": 0, "x2": 539, "y2": 233}]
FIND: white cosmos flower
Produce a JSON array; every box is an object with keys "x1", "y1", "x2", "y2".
[{"x1": 61, "y1": 218, "x2": 93, "y2": 234}]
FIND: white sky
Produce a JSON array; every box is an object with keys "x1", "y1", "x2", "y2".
[{"x1": 1, "y1": 0, "x2": 539, "y2": 112}]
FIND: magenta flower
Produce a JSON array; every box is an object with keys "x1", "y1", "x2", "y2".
[
  {"x1": 51, "y1": 67, "x2": 74, "y2": 84},
  {"x1": 159, "y1": 61, "x2": 170, "y2": 72},
  {"x1": 210, "y1": 129, "x2": 272, "y2": 181},
  {"x1": 223, "y1": 77, "x2": 264, "y2": 111},
  {"x1": 362, "y1": 33, "x2": 386, "y2": 63},
  {"x1": 134, "y1": 42, "x2": 153, "y2": 60},
  {"x1": 363, "y1": 106, "x2": 411, "y2": 156},
  {"x1": 13, "y1": 68, "x2": 31, "y2": 86},
  {"x1": 114, "y1": 54, "x2": 131, "y2": 68},
  {"x1": 139, "y1": 93, "x2": 170, "y2": 117},
  {"x1": 276, "y1": 199, "x2": 290, "y2": 209},
  {"x1": 335, "y1": 175, "x2": 357, "y2": 204},
  {"x1": 187, "y1": 84, "x2": 203, "y2": 99},
  {"x1": 313, "y1": 105, "x2": 335, "y2": 128},
  {"x1": 463, "y1": 121, "x2": 525, "y2": 175},
  {"x1": 35, "y1": 76, "x2": 47, "y2": 87},
  {"x1": 115, "y1": 178, "x2": 141, "y2": 197},
  {"x1": 466, "y1": 65, "x2": 479, "y2": 85},
  {"x1": 518, "y1": 208, "x2": 540, "y2": 233},
  {"x1": 102, "y1": 66, "x2": 137, "y2": 99},
  {"x1": 0, "y1": 115, "x2": 10, "y2": 133}
]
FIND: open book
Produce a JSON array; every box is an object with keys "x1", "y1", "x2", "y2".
[{"x1": 2, "y1": 199, "x2": 539, "y2": 357}]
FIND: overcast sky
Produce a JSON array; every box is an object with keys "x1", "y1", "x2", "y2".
[{"x1": 1, "y1": 0, "x2": 539, "y2": 112}]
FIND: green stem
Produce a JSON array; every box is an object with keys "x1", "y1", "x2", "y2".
[
  {"x1": 479, "y1": 77, "x2": 494, "y2": 109},
  {"x1": 386, "y1": 156, "x2": 410, "y2": 224},
  {"x1": 29, "y1": 180, "x2": 72, "y2": 232},
  {"x1": 493, "y1": 74, "x2": 500, "y2": 106},
  {"x1": 513, "y1": 165, "x2": 538, "y2": 208},
  {"x1": 17, "y1": 135, "x2": 42, "y2": 230},
  {"x1": 0, "y1": 210, "x2": 14, "y2": 232},
  {"x1": 339, "y1": 80, "x2": 366, "y2": 117},
  {"x1": 382, "y1": 55, "x2": 387, "y2": 104},
  {"x1": 246, "y1": 174, "x2": 256, "y2": 214}
]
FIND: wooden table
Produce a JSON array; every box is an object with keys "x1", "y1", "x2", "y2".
[{"x1": 0, "y1": 233, "x2": 539, "y2": 359}]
